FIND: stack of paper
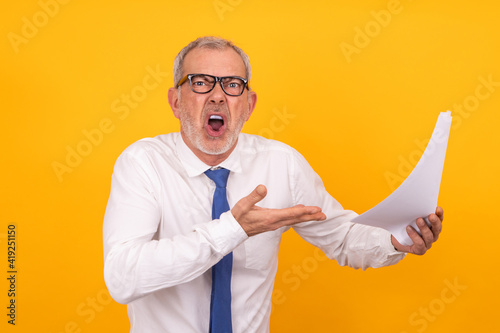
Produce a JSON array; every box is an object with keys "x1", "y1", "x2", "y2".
[{"x1": 352, "y1": 111, "x2": 452, "y2": 246}]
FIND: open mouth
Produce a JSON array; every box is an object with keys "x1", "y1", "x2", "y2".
[
  {"x1": 206, "y1": 114, "x2": 226, "y2": 137},
  {"x1": 208, "y1": 115, "x2": 224, "y2": 131}
]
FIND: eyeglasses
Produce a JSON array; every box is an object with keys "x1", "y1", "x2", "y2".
[{"x1": 176, "y1": 74, "x2": 249, "y2": 97}]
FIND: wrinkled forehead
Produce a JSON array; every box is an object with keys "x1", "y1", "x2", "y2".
[{"x1": 182, "y1": 47, "x2": 247, "y2": 78}]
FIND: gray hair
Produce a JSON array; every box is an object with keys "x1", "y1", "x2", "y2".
[{"x1": 173, "y1": 36, "x2": 252, "y2": 87}]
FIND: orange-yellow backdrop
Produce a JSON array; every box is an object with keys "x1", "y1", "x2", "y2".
[{"x1": 1, "y1": 0, "x2": 499, "y2": 332}]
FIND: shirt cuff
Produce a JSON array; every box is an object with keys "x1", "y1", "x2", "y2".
[
  {"x1": 381, "y1": 231, "x2": 407, "y2": 263},
  {"x1": 195, "y1": 211, "x2": 249, "y2": 256}
]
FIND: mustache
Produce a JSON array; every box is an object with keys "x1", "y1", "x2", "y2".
[
  {"x1": 203, "y1": 104, "x2": 230, "y2": 118},
  {"x1": 203, "y1": 104, "x2": 229, "y2": 112}
]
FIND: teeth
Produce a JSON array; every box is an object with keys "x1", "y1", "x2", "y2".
[{"x1": 209, "y1": 115, "x2": 223, "y2": 120}]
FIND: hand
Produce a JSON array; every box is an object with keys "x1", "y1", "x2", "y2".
[
  {"x1": 231, "y1": 185, "x2": 327, "y2": 237},
  {"x1": 391, "y1": 206, "x2": 444, "y2": 255}
]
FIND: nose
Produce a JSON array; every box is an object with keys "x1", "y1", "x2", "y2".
[{"x1": 209, "y1": 81, "x2": 226, "y2": 105}]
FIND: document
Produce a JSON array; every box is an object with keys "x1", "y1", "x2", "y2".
[{"x1": 352, "y1": 111, "x2": 452, "y2": 246}]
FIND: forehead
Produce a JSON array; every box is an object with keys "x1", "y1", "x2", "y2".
[{"x1": 182, "y1": 47, "x2": 246, "y2": 78}]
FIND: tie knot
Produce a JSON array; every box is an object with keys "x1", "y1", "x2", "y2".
[{"x1": 204, "y1": 168, "x2": 230, "y2": 188}]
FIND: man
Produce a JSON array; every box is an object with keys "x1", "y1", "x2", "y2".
[{"x1": 103, "y1": 36, "x2": 443, "y2": 332}]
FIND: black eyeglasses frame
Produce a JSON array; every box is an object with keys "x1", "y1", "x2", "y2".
[{"x1": 176, "y1": 73, "x2": 249, "y2": 97}]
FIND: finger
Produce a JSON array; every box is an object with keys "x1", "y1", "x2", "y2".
[
  {"x1": 270, "y1": 207, "x2": 323, "y2": 225},
  {"x1": 435, "y1": 206, "x2": 444, "y2": 222},
  {"x1": 289, "y1": 204, "x2": 323, "y2": 216},
  {"x1": 269, "y1": 205, "x2": 325, "y2": 227},
  {"x1": 416, "y1": 218, "x2": 434, "y2": 249},
  {"x1": 407, "y1": 225, "x2": 426, "y2": 255},
  {"x1": 390, "y1": 235, "x2": 410, "y2": 253},
  {"x1": 290, "y1": 205, "x2": 326, "y2": 222},
  {"x1": 231, "y1": 185, "x2": 268, "y2": 222},
  {"x1": 240, "y1": 185, "x2": 268, "y2": 211},
  {"x1": 428, "y1": 213, "x2": 442, "y2": 241}
]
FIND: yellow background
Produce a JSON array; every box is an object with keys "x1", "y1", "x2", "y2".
[{"x1": 1, "y1": 0, "x2": 499, "y2": 332}]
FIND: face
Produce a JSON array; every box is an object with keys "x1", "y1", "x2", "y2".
[{"x1": 168, "y1": 47, "x2": 257, "y2": 165}]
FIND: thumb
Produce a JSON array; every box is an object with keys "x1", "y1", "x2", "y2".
[
  {"x1": 232, "y1": 185, "x2": 267, "y2": 219},
  {"x1": 246, "y1": 185, "x2": 267, "y2": 207},
  {"x1": 391, "y1": 234, "x2": 409, "y2": 253}
]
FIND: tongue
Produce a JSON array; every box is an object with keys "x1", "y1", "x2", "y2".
[{"x1": 209, "y1": 119, "x2": 224, "y2": 131}]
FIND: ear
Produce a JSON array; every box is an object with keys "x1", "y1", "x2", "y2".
[
  {"x1": 168, "y1": 87, "x2": 180, "y2": 119},
  {"x1": 245, "y1": 90, "x2": 257, "y2": 121}
]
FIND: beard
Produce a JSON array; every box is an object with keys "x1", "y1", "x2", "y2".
[{"x1": 178, "y1": 102, "x2": 248, "y2": 156}]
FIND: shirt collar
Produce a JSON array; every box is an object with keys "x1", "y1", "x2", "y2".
[{"x1": 176, "y1": 133, "x2": 243, "y2": 177}]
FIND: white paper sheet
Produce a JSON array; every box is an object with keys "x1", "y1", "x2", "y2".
[{"x1": 352, "y1": 111, "x2": 452, "y2": 246}]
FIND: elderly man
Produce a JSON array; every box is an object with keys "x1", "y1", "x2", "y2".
[{"x1": 103, "y1": 36, "x2": 443, "y2": 333}]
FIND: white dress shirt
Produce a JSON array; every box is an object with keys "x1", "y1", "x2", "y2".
[{"x1": 103, "y1": 133, "x2": 405, "y2": 333}]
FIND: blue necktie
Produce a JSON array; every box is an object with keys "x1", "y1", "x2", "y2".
[{"x1": 204, "y1": 168, "x2": 233, "y2": 333}]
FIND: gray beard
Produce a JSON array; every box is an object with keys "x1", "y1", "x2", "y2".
[{"x1": 179, "y1": 104, "x2": 247, "y2": 156}]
